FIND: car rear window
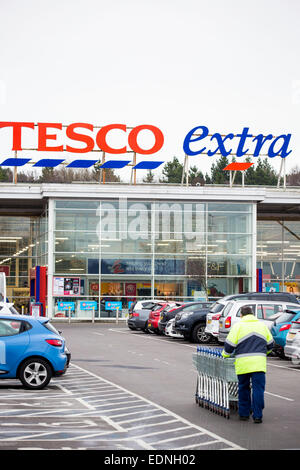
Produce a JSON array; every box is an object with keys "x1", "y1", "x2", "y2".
[
  {"x1": 9, "y1": 306, "x2": 20, "y2": 315},
  {"x1": 142, "y1": 302, "x2": 157, "y2": 309},
  {"x1": 42, "y1": 321, "x2": 61, "y2": 335},
  {"x1": 152, "y1": 303, "x2": 166, "y2": 311},
  {"x1": 275, "y1": 311, "x2": 298, "y2": 324},
  {"x1": 222, "y1": 302, "x2": 234, "y2": 317},
  {"x1": 210, "y1": 302, "x2": 225, "y2": 314},
  {"x1": 286, "y1": 305, "x2": 300, "y2": 311}
]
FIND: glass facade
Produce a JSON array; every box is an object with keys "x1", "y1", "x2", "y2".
[
  {"x1": 2, "y1": 193, "x2": 298, "y2": 321},
  {"x1": 257, "y1": 220, "x2": 300, "y2": 295},
  {"x1": 50, "y1": 199, "x2": 254, "y2": 319},
  {"x1": 0, "y1": 210, "x2": 48, "y2": 313}
]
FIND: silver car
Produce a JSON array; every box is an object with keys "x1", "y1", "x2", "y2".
[
  {"x1": 218, "y1": 300, "x2": 300, "y2": 343},
  {"x1": 205, "y1": 299, "x2": 230, "y2": 340},
  {"x1": 284, "y1": 321, "x2": 300, "y2": 361}
]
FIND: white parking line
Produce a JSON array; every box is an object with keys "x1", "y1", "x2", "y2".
[
  {"x1": 265, "y1": 391, "x2": 294, "y2": 402},
  {"x1": 107, "y1": 328, "x2": 298, "y2": 402},
  {"x1": 108, "y1": 328, "x2": 197, "y2": 349},
  {"x1": 150, "y1": 431, "x2": 205, "y2": 445},
  {"x1": 179, "y1": 439, "x2": 220, "y2": 449},
  {"x1": 268, "y1": 362, "x2": 300, "y2": 372},
  {"x1": 71, "y1": 363, "x2": 243, "y2": 450}
]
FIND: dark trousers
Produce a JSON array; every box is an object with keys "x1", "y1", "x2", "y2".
[{"x1": 237, "y1": 372, "x2": 266, "y2": 419}]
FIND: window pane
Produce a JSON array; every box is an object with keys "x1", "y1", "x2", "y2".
[{"x1": 0, "y1": 320, "x2": 22, "y2": 336}]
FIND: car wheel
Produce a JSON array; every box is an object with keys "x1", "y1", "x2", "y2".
[
  {"x1": 19, "y1": 357, "x2": 52, "y2": 390},
  {"x1": 192, "y1": 324, "x2": 211, "y2": 343},
  {"x1": 142, "y1": 321, "x2": 150, "y2": 333}
]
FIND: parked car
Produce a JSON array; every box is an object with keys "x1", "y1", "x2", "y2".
[
  {"x1": 158, "y1": 301, "x2": 211, "y2": 335},
  {"x1": 284, "y1": 320, "x2": 300, "y2": 361},
  {"x1": 205, "y1": 299, "x2": 231, "y2": 341},
  {"x1": 271, "y1": 309, "x2": 300, "y2": 358},
  {"x1": 174, "y1": 305, "x2": 213, "y2": 343},
  {"x1": 0, "y1": 314, "x2": 70, "y2": 389},
  {"x1": 165, "y1": 318, "x2": 184, "y2": 338},
  {"x1": 148, "y1": 302, "x2": 171, "y2": 334},
  {"x1": 205, "y1": 292, "x2": 300, "y2": 343},
  {"x1": 0, "y1": 302, "x2": 20, "y2": 315},
  {"x1": 127, "y1": 300, "x2": 162, "y2": 332},
  {"x1": 216, "y1": 291, "x2": 300, "y2": 304},
  {"x1": 218, "y1": 300, "x2": 300, "y2": 343}
]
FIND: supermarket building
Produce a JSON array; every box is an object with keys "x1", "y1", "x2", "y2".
[{"x1": 0, "y1": 182, "x2": 300, "y2": 320}]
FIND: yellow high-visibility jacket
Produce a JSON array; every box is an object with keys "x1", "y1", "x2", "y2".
[{"x1": 221, "y1": 314, "x2": 274, "y2": 375}]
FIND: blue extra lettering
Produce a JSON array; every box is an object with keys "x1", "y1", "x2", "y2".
[
  {"x1": 183, "y1": 125, "x2": 209, "y2": 156},
  {"x1": 183, "y1": 126, "x2": 292, "y2": 159},
  {"x1": 252, "y1": 134, "x2": 273, "y2": 156},
  {"x1": 267, "y1": 134, "x2": 292, "y2": 158},
  {"x1": 207, "y1": 132, "x2": 234, "y2": 156},
  {"x1": 236, "y1": 127, "x2": 253, "y2": 157}
]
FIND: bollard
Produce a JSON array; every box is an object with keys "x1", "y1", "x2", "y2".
[
  {"x1": 116, "y1": 306, "x2": 119, "y2": 324},
  {"x1": 92, "y1": 306, "x2": 95, "y2": 323},
  {"x1": 68, "y1": 306, "x2": 71, "y2": 324}
]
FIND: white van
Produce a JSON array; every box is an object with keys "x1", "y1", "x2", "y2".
[{"x1": 218, "y1": 299, "x2": 300, "y2": 343}]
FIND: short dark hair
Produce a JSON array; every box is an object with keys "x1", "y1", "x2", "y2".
[{"x1": 240, "y1": 306, "x2": 253, "y2": 316}]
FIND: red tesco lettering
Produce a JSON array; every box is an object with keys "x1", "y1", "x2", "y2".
[{"x1": 0, "y1": 122, "x2": 164, "y2": 155}]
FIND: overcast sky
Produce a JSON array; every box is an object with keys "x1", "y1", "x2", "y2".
[{"x1": 0, "y1": 0, "x2": 299, "y2": 182}]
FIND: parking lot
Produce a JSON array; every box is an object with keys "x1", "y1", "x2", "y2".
[
  {"x1": 0, "y1": 364, "x2": 242, "y2": 451},
  {"x1": 0, "y1": 322, "x2": 299, "y2": 451}
]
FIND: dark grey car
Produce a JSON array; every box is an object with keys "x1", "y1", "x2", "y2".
[{"x1": 127, "y1": 300, "x2": 162, "y2": 332}]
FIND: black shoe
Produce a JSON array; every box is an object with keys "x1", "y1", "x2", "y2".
[
  {"x1": 253, "y1": 418, "x2": 262, "y2": 423},
  {"x1": 239, "y1": 416, "x2": 249, "y2": 421}
]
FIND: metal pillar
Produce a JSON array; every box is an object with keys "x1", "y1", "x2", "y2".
[{"x1": 47, "y1": 199, "x2": 55, "y2": 318}]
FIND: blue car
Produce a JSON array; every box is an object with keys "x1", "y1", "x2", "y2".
[
  {"x1": 271, "y1": 309, "x2": 300, "y2": 358},
  {"x1": 0, "y1": 315, "x2": 70, "y2": 389}
]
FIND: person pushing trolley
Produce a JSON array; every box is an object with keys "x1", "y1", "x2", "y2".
[{"x1": 222, "y1": 306, "x2": 274, "y2": 423}]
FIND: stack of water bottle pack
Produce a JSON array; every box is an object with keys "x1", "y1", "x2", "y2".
[{"x1": 192, "y1": 346, "x2": 239, "y2": 419}]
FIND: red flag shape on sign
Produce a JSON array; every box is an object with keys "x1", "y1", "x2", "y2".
[{"x1": 223, "y1": 162, "x2": 254, "y2": 171}]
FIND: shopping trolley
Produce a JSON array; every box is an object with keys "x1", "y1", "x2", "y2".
[{"x1": 193, "y1": 347, "x2": 239, "y2": 419}]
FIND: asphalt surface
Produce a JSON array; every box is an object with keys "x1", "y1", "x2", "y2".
[{"x1": 0, "y1": 322, "x2": 299, "y2": 452}]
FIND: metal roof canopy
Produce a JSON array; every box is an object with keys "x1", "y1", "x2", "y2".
[{"x1": 0, "y1": 183, "x2": 299, "y2": 219}]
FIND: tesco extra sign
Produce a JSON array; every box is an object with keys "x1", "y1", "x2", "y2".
[
  {"x1": 0, "y1": 122, "x2": 164, "y2": 155},
  {"x1": 0, "y1": 122, "x2": 292, "y2": 159}
]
